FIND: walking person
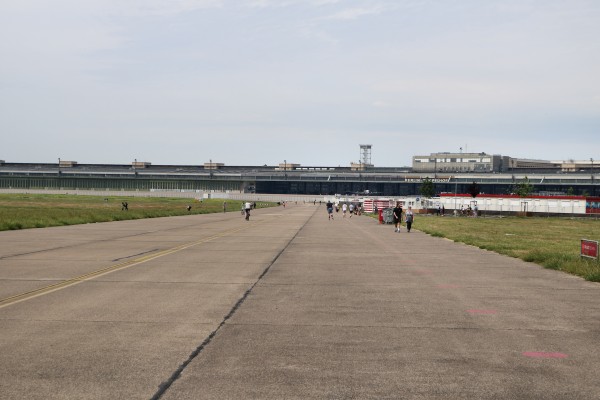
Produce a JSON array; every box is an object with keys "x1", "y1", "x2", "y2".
[
  {"x1": 326, "y1": 200, "x2": 334, "y2": 220},
  {"x1": 244, "y1": 201, "x2": 252, "y2": 221},
  {"x1": 405, "y1": 206, "x2": 414, "y2": 233},
  {"x1": 393, "y1": 202, "x2": 403, "y2": 232},
  {"x1": 342, "y1": 203, "x2": 348, "y2": 218}
]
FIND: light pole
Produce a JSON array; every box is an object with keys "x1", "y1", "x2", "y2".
[
  {"x1": 454, "y1": 149, "x2": 461, "y2": 213},
  {"x1": 454, "y1": 176, "x2": 458, "y2": 214},
  {"x1": 57, "y1": 158, "x2": 61, "y2": 190},
  {"x1": 592, "y1": 158, "x2": 595, "y2": 194}
]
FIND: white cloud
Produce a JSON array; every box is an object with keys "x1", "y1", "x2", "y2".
[
  {"x1": 101, "y1": 0, "x2": 225, "y2": 16},
  {"x1": 0, "y1": 0, "x2": 224, "y2": 17},
  {"x1": 245, "y1": 0, "x2": 341, "y2": 7},
  {"x1": 322, "y1": 5, "x2": 385, "y2": 20}
]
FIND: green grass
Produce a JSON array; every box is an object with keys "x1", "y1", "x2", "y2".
[
  {"x1": 413, "y1": 215, "x2": 600, "y2": 282},
  {"x1": 0, "y1": 194, "x2": 275, "y2": 231}
]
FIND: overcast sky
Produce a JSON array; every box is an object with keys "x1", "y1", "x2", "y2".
[{"x1": 1, "y1": 0, "x2": 599, "y2": 167}]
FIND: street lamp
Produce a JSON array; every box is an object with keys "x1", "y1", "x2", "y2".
[
  {"x1": 454, "y1": 149, "x2": 461, "y2": 213},
  {"x1": 57, "y1": 158, "x2": 62, "y2": 190},
  {"x1": 454, "y1": 177, "x2": 458, "y2": 214}
]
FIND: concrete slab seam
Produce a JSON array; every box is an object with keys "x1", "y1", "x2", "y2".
[{"x1": 149, "y1": 206, "x2": 318, "y2": 400}]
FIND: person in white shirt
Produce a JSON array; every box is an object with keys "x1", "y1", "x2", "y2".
[
  {"x1": 244, "y1": 202, "x2": 252, "y2": 221},
  {"x1": 342, "y1": 203, "x2": 348, "y2": 217},
  {"x1": 405, "y1": 206, "x2": 414, "y2": 233}
]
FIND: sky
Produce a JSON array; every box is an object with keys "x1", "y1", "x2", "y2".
[{"x1": 1, "y1": 0, "x2": 599, "y2": 167}]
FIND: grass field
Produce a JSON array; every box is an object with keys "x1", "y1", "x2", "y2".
[
  {"x1": 412, "y1": 214, "x2": 600, "y2": 282},
  {"x1": 0, "y1": 194, "x2": 273, "y2": 231}
]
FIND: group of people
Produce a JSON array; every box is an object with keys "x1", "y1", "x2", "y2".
[
  {"x1": 455, "y1": 204, "x2": 478, "y2": 217},
  {"x1": 325, "y1": 201, "x2": 362, "y2": 220},
  {"x1": 392, "y1": 202, "x2": 414, "y2": 233},
  {"x1": 326, "y1": 200, "x2": 413, "y2": 232}
]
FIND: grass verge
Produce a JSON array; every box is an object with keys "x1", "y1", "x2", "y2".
[
  {"x1": 0, "y1": 194, "x2": 275, "y2": 231},
  {"x1": 412, "y1": 215, "x2": 600, "y2": 282}
]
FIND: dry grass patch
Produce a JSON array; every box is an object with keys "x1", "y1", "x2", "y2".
[
  {"x1": 0, "y1": 194, "x2": 275, "y2": 231},
  {"x1": 414, "y1": 215, "x2": 600, "y2": 282}
]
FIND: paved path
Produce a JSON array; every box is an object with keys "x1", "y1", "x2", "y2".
[{"x1": 0, "y1": 204, "x2": 598, "y2": 399}]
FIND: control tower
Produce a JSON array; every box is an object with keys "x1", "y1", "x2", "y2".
[
  {"x1": 351, "y1": 144, "x2": 373, "y2": 171},
  {"x1": 360, "y1": 144, "x2": 372, "y2": 166}
]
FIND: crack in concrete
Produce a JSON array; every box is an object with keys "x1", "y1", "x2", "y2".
[
  {"x1": 111, "y1": 248, "x2": 160, "y2": 262},
  {"x1": 150, "y1": 207, "x2": 318, "y2": 400}
]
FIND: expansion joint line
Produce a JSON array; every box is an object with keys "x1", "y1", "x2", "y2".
[{"x1": 150, "y1": 206, "x2": 318, "y2": 400}]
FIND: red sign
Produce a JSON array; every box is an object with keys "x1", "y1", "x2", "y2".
[{"x1": 581, "y1": 239, "x2": 599, "y2": 260}]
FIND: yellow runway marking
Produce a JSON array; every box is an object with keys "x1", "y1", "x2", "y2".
[{"x1": 0, "y1": 225, "x2": 250, "y2": 309}]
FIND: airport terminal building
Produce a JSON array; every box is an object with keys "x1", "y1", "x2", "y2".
[
  {"x1": 412, "y1": 152, "x2": 596, "y2": 173},
  {"x1": 0, "y1": 155, "x2": 597, "y2": 198}
]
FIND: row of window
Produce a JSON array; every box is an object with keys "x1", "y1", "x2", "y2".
[
  {"x1": 0, "y1": 178, "x2": 240, "y2": 192},
  {"x1": 415, "y1": 158, "x2": 492, "y2": 163}
]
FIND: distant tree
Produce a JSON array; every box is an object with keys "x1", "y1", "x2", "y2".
[
  {"x1": 566, "y1": 187, "x2": 575, "y2": 196},
  {"x1": 468, "y1": 181, "x2": 481, "y2": 198},
  {"x1": 515, "y1": 176, "x2": 533, "y2": 198},
  {"x1": 420, "y1": 177, "x2": 435, "y2": 199}
]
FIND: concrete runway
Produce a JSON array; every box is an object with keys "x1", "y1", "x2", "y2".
[{"x1": 0, "y1": 203, "x2": 598, "y2": 399}]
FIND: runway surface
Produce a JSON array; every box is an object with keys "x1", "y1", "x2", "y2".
[{"x1": 0, "y1": 203, "x2": 598, "y2": 399}]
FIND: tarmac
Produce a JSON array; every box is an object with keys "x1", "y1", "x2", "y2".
[{"x1": 0, "y1": 203, "x2": 598, "y2": 399}]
